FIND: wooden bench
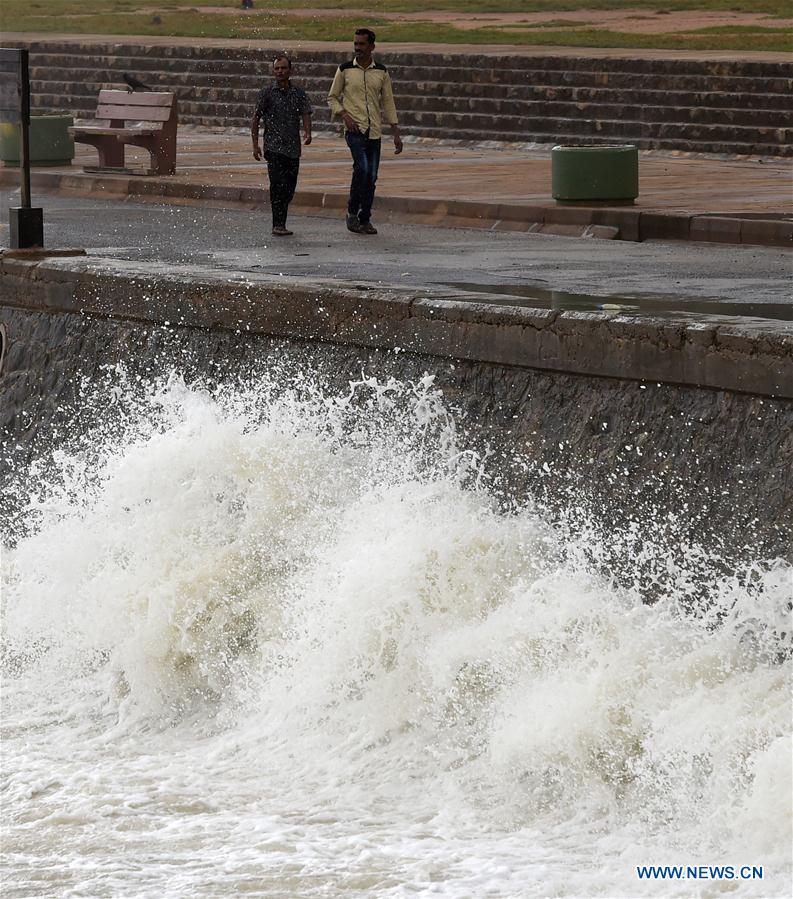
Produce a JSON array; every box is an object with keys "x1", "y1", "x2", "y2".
[{"x1": 69, "y1": 90, "x2": 178, "y2": 176}]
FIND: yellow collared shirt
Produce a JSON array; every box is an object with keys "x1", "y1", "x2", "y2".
[{"x1": 327, "y1": 57, "x2": 398, "y2": 140}]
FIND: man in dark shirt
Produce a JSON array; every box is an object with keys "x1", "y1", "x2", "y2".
[{"x1": 251, "y1": 55, "x2": 312, "y2": 236}]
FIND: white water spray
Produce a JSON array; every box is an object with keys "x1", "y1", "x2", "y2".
[{"x1": 2, "y1": 371, "x2": 791, "y2": 897}]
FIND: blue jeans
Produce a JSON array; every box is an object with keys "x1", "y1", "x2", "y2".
[{"x1": 345, "y1": 132, "x2": 381, "y2": 224}]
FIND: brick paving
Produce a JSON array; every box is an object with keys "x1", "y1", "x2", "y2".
[{"x1": 74, "y1": 127, "x2": 791, "y2": 218}]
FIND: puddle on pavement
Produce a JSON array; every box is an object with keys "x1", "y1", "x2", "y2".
[{"x1": 443, "y1": 282, "x2": 793, "y2": 322}]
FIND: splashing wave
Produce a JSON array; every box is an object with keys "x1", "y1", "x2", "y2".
[{"x1": 2, "y1": 370, "x2": 790, "y2": 897}]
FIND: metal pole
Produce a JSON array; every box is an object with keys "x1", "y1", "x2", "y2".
[
  {"x1": 19, "y1": 48, "x2": 31, "y2": 208},
  {"x1": 3, "y1": 46, "x2": 43, "y2": 247}
]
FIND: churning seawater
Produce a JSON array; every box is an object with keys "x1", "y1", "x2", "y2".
[{"x1": 2, "y1": 369, "x2": 791, "y2": 898}]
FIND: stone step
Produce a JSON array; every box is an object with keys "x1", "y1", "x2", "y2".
[
  {"x1": 32, "y1": 72, "x2": 789, "y2": 127},
  {"x1": 30, "y1": 69, "x2": 789, "y2": 123},
  {"x1": 17, "y1": 39, "x2": 792, "y2": 156},
  {"x1": 397, "y1": 110, "x2": 792, "y2": 144},
  {"x1": 28, "y1": 65, "x2": 292, "y2": 87},
  {"x1": 16, "y1": 40, "x2": 793, "y2": 78},
  {"x1": 26, "y1": 52, "x2": 339, "y2": 79},
  {"x1": 31, "y1": 91, "x2": 333, "y2": 121},
  {"x1": 396, "y1": 79, "x2": 793, "y2": 111},
  {"x1": 111, "y1": 110, "x2": 789, "y2": 156},
  {"x1": 33, "y1": 89, "x2": 789, "y2": 150},
  {"x1": 29, "y1": 81, "x2": 790, "y2": 139},
  {"x1": 24, "y1": 52, "x2": 792, "y2": 95},
  {"x1": 32, "y1": 78, "x2": 787, "y2": 128},
  {"x1": 396, "y1": 67, "x2": 792, "y2": 94},
  {"x1": 392, "y1": 94, "x2": 790, "y2": 127}
]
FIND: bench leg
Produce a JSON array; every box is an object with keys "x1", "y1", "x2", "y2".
[
  {"x1": 152, "y1": 138, "x2": 176, "y2": 175},
  {"x1": 118, "y1": 131, "x2": 176, "y2": 176},
  {"x1": 72, "y1": 135, "x2": 126, "y2": 170},
  {"x1": 153, "y1": 156, "x2": 176, "y2": 176},
  {"x1": 139, "y1": 133, "x2": 176, "y2": 176},
  {"x1": 96, "y1": 139, "x2": 125, "y2": 169}
]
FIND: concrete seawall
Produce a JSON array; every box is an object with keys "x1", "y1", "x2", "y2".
[{"x1": 2, "y1": 255, "x2": 791, "y2": 564}]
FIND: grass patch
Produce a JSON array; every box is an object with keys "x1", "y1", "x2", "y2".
[
  {"x1": 1, "y1": 1, "x2": 791, "y2": 51},
  {"x1": 381, "y1": 24, "x2": 793, "y2": 50},
  {"x1": 0, "y1": 12, "x2": 379, "y2": 42},
  {"x1": 505, "y1": 20, "x2": 592, "y2": 29},
  {"x1": 686, "y1": 24, "x2": 793, "y2": 34},
  {"x1": 5, "y1": 0, "x2": 793, "y2": 16},
  {"x1": 4, "y1": 0, "x2": 793, "y2": 14},
  {"x1": 366, "y1": 0, "x2": 791, "y2": 12}
]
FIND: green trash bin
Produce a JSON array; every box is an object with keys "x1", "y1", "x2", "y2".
[
  {"x1": 552, "y1": 144, "x2": 638, "y2": 204},
  {"x1": 0, "y1": 114, "x2": 75, "y2": 166}
]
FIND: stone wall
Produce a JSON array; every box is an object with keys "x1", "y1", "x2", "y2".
[
  {"x1": 6, "y1": 38, "x2": 793, "y2": 156},
  {"x1": 2, "y1": 256, "x2": 791, "y2": 570}
]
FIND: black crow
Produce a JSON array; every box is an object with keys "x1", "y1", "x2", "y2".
[{"x1": 122, "y1": 73, "x2": 152, "y2": 92}]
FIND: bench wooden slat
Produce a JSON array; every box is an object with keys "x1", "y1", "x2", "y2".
[
  {"x1": 96, "y1": 104, "x2": 174, "y2": 122},
  {"x1": 70, "y1": 126, "x2": 158, "y2": 137},
  {"x1": 98, "y1": 90, "x2": 174, "y2": 107}
]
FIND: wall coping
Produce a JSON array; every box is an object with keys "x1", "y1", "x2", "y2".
[{"x1": 2, "y1": 254, "x2": 792, "y2": 398}]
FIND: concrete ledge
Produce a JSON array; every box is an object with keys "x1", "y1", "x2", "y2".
[
  {"x1": 690, "y1": 215, "x2": 793, "y2": 247},
  {"x1": 690, "y1": 215, "x2": 743, "y2": 244},
  {"x1": 739, "y1": 217, "x2": 793, "y2": 247},
  {"x1": 2, "y1": 255, "x2": 791, "y2": 398},
  {"x1": 2, "y1": 167, "x2": 790, "y2": 248}
]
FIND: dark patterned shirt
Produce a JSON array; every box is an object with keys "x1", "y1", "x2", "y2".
[{"x1": 254, "y1": 83, "x2": 312, "y2": 159}]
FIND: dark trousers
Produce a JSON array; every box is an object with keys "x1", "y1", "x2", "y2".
[
  {"x1": 345, "y1": 132, "x2": 381, "y2": 224},
  {"x1": 266, "y1": 151, "x2": 300, "y2": 228}
]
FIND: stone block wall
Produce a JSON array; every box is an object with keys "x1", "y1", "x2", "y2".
[
  {"x1": 7, "y1": 39, "x2": 793, "y2": 155},
  {"x1": 2, "y1": 257, "x2": 791, "y2": 569}
]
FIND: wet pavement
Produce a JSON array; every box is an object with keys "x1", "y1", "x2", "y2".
[
  {"x1": 13, "y1": 129, "x2": 793, "y2": 221},
  {"x1": 442, "y1": 282, "x2": 793, "y2": 322},
  {"x1": 1, "y1": 193, "x2": 790, "y2": 328}
]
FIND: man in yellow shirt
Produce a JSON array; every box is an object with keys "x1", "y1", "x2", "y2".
[{"x1": 327, "y1": 29, "x2": 403, "y2": 235}]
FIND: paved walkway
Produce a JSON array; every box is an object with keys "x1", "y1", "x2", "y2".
[
  {"x1": 6, "y1": 128, "x2": 788, "y2": 246},
  {"x1": 156, "y1": 128, "x2": 790, "y2": 217}
]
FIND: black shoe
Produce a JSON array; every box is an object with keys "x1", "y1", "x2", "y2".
[
  {"x1": 346, "y1": 213, "x2": 362, "y2": 233},
  {"x1": 272, "y1": 226, "x2": 293, "y2": 236},
  {"x1": 358, "y1": 221, "x2": 377, "y2": 235}
]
